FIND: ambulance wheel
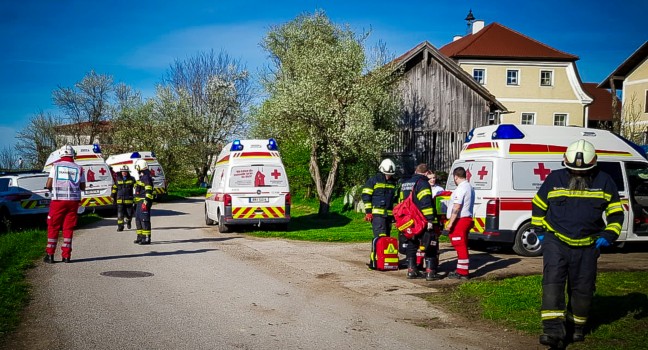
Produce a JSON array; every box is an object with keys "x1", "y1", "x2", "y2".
[
  {"x1": 218, "y1": 213, "x2": 230, "y2": 233},
  {"x1": 513, "y1": 222, "x2": 543, "y2": 257},
  {"x1": 205, "y1": 206, "x2": 215, "y2": 226}
]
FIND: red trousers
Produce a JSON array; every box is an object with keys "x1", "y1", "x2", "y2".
[
  {"x1": 449, "y1": 217, "x2": 473, "y2": 276},
  {"x1": 46, "y1": 200, "x2": 80, "y2": 258}
]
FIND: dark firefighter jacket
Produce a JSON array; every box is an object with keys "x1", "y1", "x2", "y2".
[
  {"x1": 111, "y1": 173, "x2": 135, "y2": 204},
  {"x1": 362, "y1": 173, "x2": 398, "y2": 216},
  {"x1": 398, "y1": 173, "x2": 438, "y2": 223},
  {"x1": 531, "y1": 168, "x2": 623, "y2": 246},
  {"x1": 135, "y1": 170, "x2": 154, "y2": 206}
]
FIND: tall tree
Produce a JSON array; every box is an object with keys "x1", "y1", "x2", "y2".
[
  {"x1": 163, "y1": 50, "x2": 252, "y2": 184},
  {"x1": 0, "y1": 146, "x2": 19, "y2": 170},
  {"x1": 15, "y1": 111, "x2": 63, "y2": 168},
  {"x1": 257, "y1": 11, "x2": 401, "y2": 215},
  {"x1": 52, "y1": 70, "x2": 114, "y2": 144}
]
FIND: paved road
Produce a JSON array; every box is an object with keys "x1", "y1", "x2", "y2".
[{"x1": 5, "y1": 197, "x2": 647, "y2": 350}]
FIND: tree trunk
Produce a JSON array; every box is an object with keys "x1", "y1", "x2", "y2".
[{"x1": 308, "y1": 143, "x2": 340, "y2": 217}]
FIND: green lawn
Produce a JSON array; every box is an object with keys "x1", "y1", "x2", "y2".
[{"x1": 426, "y1": 272, "x2": 648, "y2": 350}]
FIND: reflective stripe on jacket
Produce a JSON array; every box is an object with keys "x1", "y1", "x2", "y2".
[
  {"x1": 398, "y1": 174, "x2": 438, "y2": 223},
  {"x1": 361, "y1": 173, "x2": 397, "y2": 216}
]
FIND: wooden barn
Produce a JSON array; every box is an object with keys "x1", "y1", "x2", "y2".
[{"x1": 386, "y1": 41, "x2": 507, "y2": 175}]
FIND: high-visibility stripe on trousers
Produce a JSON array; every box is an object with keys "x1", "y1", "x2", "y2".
[
  {"x1": 46, "y1": 200, "x2": 80, "y2": 259},
  {"x1": 449, "y1": 217, "x2": 473, "y2": 276},
  {"x1": 135, "y1": 203, "x2": 152, "y2": 237}
]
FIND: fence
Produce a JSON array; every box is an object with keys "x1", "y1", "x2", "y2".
[{"x1": 385, "y1": 129, "x2": 468, "y2": 174}]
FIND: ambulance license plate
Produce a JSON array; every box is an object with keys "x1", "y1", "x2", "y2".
[
  {"x1": 85, "y1": 190, "x2": 100, "y2": 195},
  {"x1": 38, "y1": 199, "x2": 50, "y2": 205},
  {"x1": 250, "y1": 197, "x2": 269, "y2": 203}
]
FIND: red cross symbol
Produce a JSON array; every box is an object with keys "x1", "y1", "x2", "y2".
[
  {"x1": 99, "y1": 167, "x2": 106, "y2": 176},
  {"x1": 271, "y1": 169, "x2": 282, "y2": 179},
  {"x1": 477, "y1": 166, "x2": 488, "y2": 180},
  {"x1": 466, "y1": 169, "x2": 472, "y2": 182},
  {"x1": 534, "y1": 163, "x2": 552, "y2": 181}
]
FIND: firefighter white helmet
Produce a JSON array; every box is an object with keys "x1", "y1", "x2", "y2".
[
  {"x1": 134, "y1": 159, "x2": 148, "y2": 171},
  {"x1": 564, "y1": 139, "x2": 597, "y2": 171},
  {"x1": 58, "y1": 145, "x2": 75, "y2": 157},
  {"x1": 120, "y1": 165, "x2": 129, "y2": 172},
  {"x1": 379, "y1": 159, "x2": 396, "y2": 175}
]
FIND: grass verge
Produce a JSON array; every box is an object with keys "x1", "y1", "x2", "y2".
[
  {"x1": 426, "y1": 271, "x2": 648, "y2": 350},
  {"x1": 0, "y1": 213, "x2": 102, "y2": 339}
]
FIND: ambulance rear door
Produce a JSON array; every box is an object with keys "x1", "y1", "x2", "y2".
[
  {"x1": 228, "y1": 164, "x2": 290, "y2": 223},
  {"x1": 81, "y1": 162, "x2": 114, "y2": 207}
]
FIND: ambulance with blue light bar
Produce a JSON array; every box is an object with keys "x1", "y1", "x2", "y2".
[
  {"x1": 205, "y1": 138, "x2": 291, "y2": 233},
  {"x1": 105, "y1": 151, "x2": 168, "y2": 197},
  {"x1": 44, "y1": 144, "x2": 115, "y2": 210},
  {"x1": 444, "y1": 124, "x2": 648, "y2": 256}
]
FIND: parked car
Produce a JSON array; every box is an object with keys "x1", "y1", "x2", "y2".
[{"x1": 0, "y1": 171, "x2": 51, "y2": 225}]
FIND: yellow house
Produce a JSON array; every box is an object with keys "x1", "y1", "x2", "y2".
[
  {"x1": 599, "y1": 41, "x2": 648, "y2": 141},
  {"x1": 439, "y1": 21, "x2": 592, "y2": 126}
]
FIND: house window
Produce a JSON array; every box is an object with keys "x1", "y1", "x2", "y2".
[
  {"x1": 521, "y1": 113, "x2": 535, "y2": 125},
  {"x1": 473, "y1": 69, "x2": 485, "y2": 84},
  {"x1": 507, "y1": 70, "x2": 519, "y2": 86},
  {"x1": 541, "y1": 70, "x2": 553, "y2": 86},
  {"x1": 554, "y1": 113, "x2": 567, "y2": 126}
]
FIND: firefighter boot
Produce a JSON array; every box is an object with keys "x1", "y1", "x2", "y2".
[
  {"x1": 407, "y1": 258, "x2": 419, "y2": 279},
  {"x1": 117, "y1": 224, "x2": 124, "y2": 232},
  {"x1": 139, "y1": 235, "x2": 151, "y2": 245},
  {"x1": 126, "y1": 221, "x2": 132, "y2": 229},
  {"x1": 424, "y1": 258, "x2": 441, "y2": 281},
  {"x1": 133, "y1": 234, "x2": 143, "y2": 244},
  {"x1": 569, "y1": 324, "x2": 585, "y2": 342},
  {"x1": 539, "y1": 334, "x2": 564, "y2": 349}
]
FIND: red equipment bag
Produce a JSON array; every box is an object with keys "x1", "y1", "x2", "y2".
[
  {"x1": 393, "y1": 191, "x2": 428, "y2": 239},
  {"x1": 369, "y1": 236, "x2": 399, "y2": 271}
]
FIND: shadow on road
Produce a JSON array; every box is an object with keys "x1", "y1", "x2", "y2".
[
  {"x1": 151, "y1": 209, "x2": 187, "y2": 217},
  {"x1": 151, "y1": 237, "x2": 237, "y2": 244},
  {"x1": 154, "y1": 226, "x2": 210, "y2": 230},
  {"x1": 69, "y1": 249, "x2": 218, "y2": 263},
  {"x1": 289, "y1": 213, "x2": 351, "y2": 230},
  {"x1": 437, "y1": 252, "x2": 522, "y2": 278}
]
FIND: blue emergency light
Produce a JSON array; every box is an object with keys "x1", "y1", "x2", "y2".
[
  {"x1": 130, "y1": 152, "x2": 141, "y2": 159},
  {"x1": 93, "y1": 144, "x2": 101, "y2": 154},
  {"x1": 492, "y1": 124, "x2": 525, "y2": 140},
  {"x1": 267, "y1": 138, "x2": 278, "y2": 150},
  {"x1": 231, "y1": 140, "x2": 244, "y2": 151},
  {"x1": 151, "y1": 151, "x2": 156, "y2": 157},
  {"x1": 465, "y1": 128, "x2": 475, "y2": 142}
]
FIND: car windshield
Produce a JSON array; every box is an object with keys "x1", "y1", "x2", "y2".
[
  {"x1": 17, "y1": 175, "x2": 48, "y2": 191},
  {"x1": 0, "y1": 178, "x2": 9, "y2": 192}
]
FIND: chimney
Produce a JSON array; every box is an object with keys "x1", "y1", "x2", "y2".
[
  {"x1": 453, "y1": 35, "x2": 462, "y2": 42},
  {"x1": 472, "y1": 20, "x2": 485, "y2": 34}
]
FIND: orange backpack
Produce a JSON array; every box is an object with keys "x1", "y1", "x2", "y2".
[{"x1": 393, "y1": 180, "x2": 428, "y2": 239}]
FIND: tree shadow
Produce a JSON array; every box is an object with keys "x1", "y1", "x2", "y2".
[
  {"x1": 289, "y1": 213, "x2": 352, "y2": 230},
  {"x1": 587, "y1": 292, "x2": 648, "y2": 334},
  {"x1": 68, "y1": 248, "x2": 218, "y2": 263},
  {"x1": 151, "y1": 237, "x2": 237, "y2": 244},
  {"x1": 437, "y1": 252, "x2": 521, "y2": 278},
  {"x1": 156, "y1": 196, "x2": 205, "y2": 204}
]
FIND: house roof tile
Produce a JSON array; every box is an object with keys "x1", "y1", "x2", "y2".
[{"x1": 582, "y1": 83, "x2": 618, "y2": 121}]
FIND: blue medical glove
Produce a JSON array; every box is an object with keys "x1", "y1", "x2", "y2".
[
  {"x1": 595, "y1": 237, "x2": 611, "y2": 249},
  {"x1": 537, "y1": 234, "x2": 544, "y2": 242}
]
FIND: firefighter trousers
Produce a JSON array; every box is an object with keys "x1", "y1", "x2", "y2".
[
  {"x1": 135, "y1": 202, "x2": 152, "y2": 238},
  {"x1": 46, "y1": 200, "x2": 80, "y2": 259},
  {"x1": 405, "y1": 228, "x2": 439, "y2": 271},
  {"x1": 117, "y1": 204, "x2": 133, "y2": 229},
  {"x1": 541, "y1": 235, "x2": 598, "y2": 337},
  {"x1": 449, "y1": 217, "x2": 473, "y2": 276},
  {"x1": 371, "y1": 215, "x2": 392, "y2": 238}
]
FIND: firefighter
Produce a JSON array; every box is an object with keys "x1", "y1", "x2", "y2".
[
  {"x1": 133, "y1": 159, "x2": 154, "y2": 245},
  {"x1": 445, "y1": 166, "x2": 475, "y2": 280},
  {"x1": 44, "y1": 145, "x2": 86, "y2": 263},
  {"x1": 398, "y1": 164, "x2": 439, "y2": 279},
  {"x1": 532, "y1": 140, "x2": 623, "y2": 347},
  {"x1": 362, "y1": 158, "x2": 398, "y2": 239},
  {"x1": 112, "y1": 165, "x2": 135, "y2": 232}
]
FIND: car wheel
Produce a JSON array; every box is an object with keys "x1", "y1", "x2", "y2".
[
  {"x1": 205, "y1": 206, "x2": 215, "y2": 226},
  {"x1": 218, "y1": 212, "x2": 230, "y2": 233},
  {"x1": 512, "y1": 222, "x2": 543, "y2": 257}
]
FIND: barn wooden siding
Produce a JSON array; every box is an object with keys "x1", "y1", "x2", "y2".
[{"x1": 387, "y1": 48, "x2": 494, "y2": 172}]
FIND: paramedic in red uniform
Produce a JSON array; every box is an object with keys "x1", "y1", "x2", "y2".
[
  {"x1": 532, "y1": 140, "x2": 623, "y2": 347},
  {"x1": 43, "y1": 145, "x2": 86, "y2": 264},
  {"x1": 445, "y1": 166, "x2": 474, "y2": 280},
  {"x1": 133, "y1": 159, "x2": 154, "y2": 245},
  {"x1": 398, "y1": 164, "x2": 439, "y2": 279}
]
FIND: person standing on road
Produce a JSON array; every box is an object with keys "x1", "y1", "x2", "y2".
[
  {"x1": 398, "y1": 164, "x2": 440, "y2": 280},
  {"x1": 444, "y1": 166, "x2": 475, "y2": 280},
  {"x1": 133, "y1": 159, "x2": 154, "y2": 245},
  {"x1": 112, "y1": 165, "x2": 135, "y2": 232},
  {"x1": 532, "y1": 140, "x2": 623, "y2": 347},
  {"x1": 362, "y1": 159, "x2": 398, "y2": 238},
  {"x1": 44, "y1": 145, "x2": 86, "y2": 264}
]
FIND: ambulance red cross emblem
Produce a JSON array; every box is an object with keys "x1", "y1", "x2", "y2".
[
  {"x1": 477, "y1": 166, "x2": 488, "y2": 180},
  {"x1": 271, "y1": 169, "x2": 281, "y2": 179},
  {"x1": 534, "y1": 163, "x2": 552, "y2": 181}
]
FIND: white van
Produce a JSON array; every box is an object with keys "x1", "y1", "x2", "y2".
[
  {"x1": 205, "y1": 139, "x2": 291, "y2": 233},
  {"x1": 44, "y1": 144, "x2": 115, "y2": 209},
  {"x1": 444, "y1": 124, "x2": 648, "y2": 256},
  {"x1": 105, "y1": 151, "x2": 168, "y2": 198}
]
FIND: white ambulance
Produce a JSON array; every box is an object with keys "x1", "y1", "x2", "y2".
[
  {"x1": 445, "y1": 124, "x2": 648, "y2": 256},
  {"x1": 205, "y1": 139, "x2": 291, "y2": 233},
  {"x1": 44, "y1": 144, "x2": 115, "y2": 209},
  {"x1": 105, "y1": 151, "x2": 168, "y2": 197}
]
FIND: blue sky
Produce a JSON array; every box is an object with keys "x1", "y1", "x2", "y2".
[{"x1": 1, "y1": 0, "x2": 646, "y2": 148}]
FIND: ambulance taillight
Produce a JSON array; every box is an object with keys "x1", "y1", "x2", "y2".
[
  {"x1": 223, "y1": 194, "x2": 232, "y2": 206},
  {"x1": 285, "y1": 193, "x2": 291, "y2": 205},
  {"x1": 486, "y1": 199, "x2": 499, "y2": 217}
]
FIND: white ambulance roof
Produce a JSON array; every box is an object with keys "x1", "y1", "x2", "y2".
[
  {"x1": 44, "y1": 144, "x2": 104, "y2": 170},
  {"x1": 216, "y1": 139, "x2": 282, "y2": 165},
  {"x1": 460, "y1": 124, "x2": 647, "y2": 160},
  {"x1": 106, "y1": 151, "x2": 160, "y2": 166}
]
